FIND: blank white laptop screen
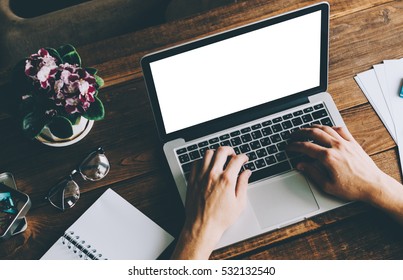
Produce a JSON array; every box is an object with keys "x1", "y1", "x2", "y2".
[{"x1": 149, "y1": 10, "x2": 322, "y2": 134}]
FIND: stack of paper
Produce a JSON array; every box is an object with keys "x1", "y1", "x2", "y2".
[{"x1": 354, "y1": 58, "x2": 403, "y2": 172}]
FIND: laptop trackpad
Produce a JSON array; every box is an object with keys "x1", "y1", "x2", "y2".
[{"x1": 248, "y1": 172, "x2": 319, "y2": 229}]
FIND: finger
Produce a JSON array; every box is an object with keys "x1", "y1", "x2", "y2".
[
  {"x1": 235, "y1": 169, "x2": 252, "y2": 203},
  {"x1": 332, "y1": 126, "x2": 354, "y2": 141},
  {"x1": 290, "y1": 127, "x2": 333, "y2": 147},
  {"x1": 225, "y1": 153, "x2": 249, "y2": 179},
  {"x1": 296, "y1": 162, "x2": 329, "y2": 189},
  {"x1": 287, "y1": 141, "x2": 328, "y2": 160},
  {"x1": 201, "y1": 149, "x2": 215, "y2": 174},
  {"x1": 210, "y1": 146, "x2": 236, "y2": 173},
  {"x1": 313, "y1": 124, "x2": 342, "y2": 140},
  {"x1": 188, "y1": 159, "x2": 202, "y2": 187}
]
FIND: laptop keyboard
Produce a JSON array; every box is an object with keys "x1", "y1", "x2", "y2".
[{"x1": 175, "y1": 103, "x2": 334, "y2": 183}]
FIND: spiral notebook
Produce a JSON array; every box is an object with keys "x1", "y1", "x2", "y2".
[{"x1": 41, "y1": 188, "x2": 174, "y2": 260}]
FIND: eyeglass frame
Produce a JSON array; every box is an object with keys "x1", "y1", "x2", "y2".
[{"x1": 45, "y1": 147, "x2": 110, "y2": 211}]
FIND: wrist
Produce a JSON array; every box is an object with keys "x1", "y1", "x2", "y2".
[{"x1": 171, "y1": 219, "x2": 223, "y2": 259}]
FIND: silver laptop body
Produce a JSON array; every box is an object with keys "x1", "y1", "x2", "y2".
[{"x1": 141, "y1": 2, "x2": 347, "y2": 248}]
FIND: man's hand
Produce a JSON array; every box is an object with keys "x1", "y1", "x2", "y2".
[{"x1": 171, "y1": 146, "x2": 251, "y2": 259}]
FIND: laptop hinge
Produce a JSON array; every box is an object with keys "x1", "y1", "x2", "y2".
[{"x1": 183, "y1": 96, "x2": 310, "y2": 142}]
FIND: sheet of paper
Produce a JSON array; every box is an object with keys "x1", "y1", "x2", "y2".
[
  {"x1": 41, "y1": 188, "x2": 174, "y2": 260},
  {"x1": 355, "y1": 70, "x2": 396, "y2": 141},
  {"x1": 383, "y1": 59, "x2": 403, "y2": 171}
]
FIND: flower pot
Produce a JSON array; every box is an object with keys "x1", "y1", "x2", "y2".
[{"x1": 35, "y1": 117, "x2": 94, "y2": 147}]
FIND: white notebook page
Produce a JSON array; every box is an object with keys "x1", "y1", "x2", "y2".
[{"x1": 41, "y1": 188, "x2": 174, "y2": 260}]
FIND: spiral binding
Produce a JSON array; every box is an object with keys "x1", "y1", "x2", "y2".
[{"x1": 61, "y1": 231, "x2": 107, "y2": 260}]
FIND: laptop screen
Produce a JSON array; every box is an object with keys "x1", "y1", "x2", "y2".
[{"x1": 142, "y1": 4, "x2": 327, "y2": 138}]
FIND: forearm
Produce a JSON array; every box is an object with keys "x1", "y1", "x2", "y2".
[
  {"x1": 365, "y1": 173, "x2": 403, "y2": 224},
  {"x1": 171, "y1": 221, "x2": 221, "y2": 260}
]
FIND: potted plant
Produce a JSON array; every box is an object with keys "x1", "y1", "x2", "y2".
[{"x1": 12, "y1": 44, "x2": 105, "y2": 146}]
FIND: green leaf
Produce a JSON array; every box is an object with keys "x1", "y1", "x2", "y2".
[
  {"x1": 83, "y1": 97, "x2": 105, "y2": 121},
  {"x1": 62, "y1": 50, "x2": 81, "y2": 66},
  {"x1": 65, "y1": 113, "x2": 81, "y2": 125},
  {"x1": 95, "y1": 75, "x2": 104, "y2": 88},
  {"x1": 86, "y1": 67, "x2": 98, "y2": 75},
  {"x1": 22, "y1": 112, "x2": 47, "y2": 138},
  {"x1": 48, "y1": 116, "x2": 73, "y2": 139},
  {"x1": 45, "y1": 47, "x2": 62, "y2": 63},
  {"x1": 57, "y1": 44, "x2": 76, "y2": 57}
]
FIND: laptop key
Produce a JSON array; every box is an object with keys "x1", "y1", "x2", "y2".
[
  {"x1": 256, "y1": 148, "x2": 268, "y2": 158},
  {"x1": 209, "y1": 137, "x2": 219, "y2": 144},
  {"x1": 200, "y1": 147, "x2": 209, "y2": 156},
  {"x1": 302, "y1": 114, "x2": 313, "y2": 123},
  {"x1": 280, "y1": 130, "x2": 291, "y2": 140},
  {"x1": 182, "y1": 162, "x2": 192, "y2": 173},
  {"x1": 241, "y1": 133, "x2": 252, "y2": 143},
  {"x1": 210, "y1": 143, "x2": 220, "y2": 149},
  {"x1": 198, "y1": 141, "x2": 209, "y2": 147},
  {"x1": 179, "y1": 154, "x2": 190, "y2": 163},
  {"x1": 220, "y1": 140, "x2": 231, "y2": 146},
  {"x1": 273, "y1": 117, "x2": 282, "y2": 123},
  {"x1": 230, "y1": 130, "x2": 241, "y2": 137},
  {"x1": 219, "y1": 134, "x2": 230, "y2": 140},
  {"x1": 260, "y1": 137, "x2": 271, "y2": 146},
  {"x1": 303, "y1": 107, "x2": 314, "y2": 113},
  {"x1": 270, "y1": 134, "x2": 282, "y2": 143},
  {"x1": 320, "y1": 117, "x2": 333, "y2": 126},
  {"x1": 266, "y1": 145, "x2": 278, "y2": 154},
  {"x1": 189, "y1": 150, "x2": 201, "y2": 160},
  {"x1": 293, "y1": 110, "x2": 303, "y2": 116},
  {"x1": 231, "y1": 137, "x2": 242, "y2": 146},
  {"x1": 250, "y1": 140, "x2": 261, "y2": 150},
  {"x1": 187, "y1": 144, "x2": 198, "y2": 151},
  {"x1": 312, "y1": 109, "x2": 328, "y2": 119},
  {"x1": 276, "y1": 141, "x2": 287, "y2": 151},
  {"x1": 249, "y1": 161, "x2": 291, "y2": 183},
  {"x1": 240, "y1": 144, "x2": 251, "y2": 153},
  {"x1": 252, "y1": 124, "x2": 262, "y2": 130},
  {"x1": 246, "y1": 151, "x2": 258, "y2": 161},
  {"x1": 251, "y1": 130, "x2": 263, "y2": 139},
  {"x1": 275, "y1": 152, "x2": 287, "y2": 162},
  {"x1": 241, "y1": 127, "x2": 251, "y2": 134},
  {"x1": 255, "y1": 159, "x2": 266, "y2": 169},
  {"x1": 265, "y1": 155, "x2": 277, "y2": 165},
  {"x1": 243, "y1": 162, "x2": 256, "y2": 171},
  {"x1": 234, "y1": 146, "x2": 241, "y2": 155},
  {"x1": 282, "y1": 120, "x2": 293, "y2": 129},
  {"x1": 262, "y1": 120, "x2": 272, "y2": 126},
  {"x1": 176, "y1": 148, "x2": 187, "y2": 155},
  {"x1": 292, "y1": 117, "x2": 303, "y2": 126},
  {"x1": 283, "y1": 113, "x2": 293, "y2": 120},
  {"x1": 272, "y1": 124, "x2": 283, "y2": 133},
  {"x1": 314, "y1": 103, "x2": 324, "y2": 110},
  {"x1": 262, "y1": 127, "x2": 273, "y2": 136}
]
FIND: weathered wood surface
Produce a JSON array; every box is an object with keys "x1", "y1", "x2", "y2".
[{"x1": 1, "y1": 0, "x2": 403, "y2": 259}]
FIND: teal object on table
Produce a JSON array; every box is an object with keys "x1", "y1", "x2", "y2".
[{"x1": 401, "y1": 84, "x2": 403, "y2": 97}]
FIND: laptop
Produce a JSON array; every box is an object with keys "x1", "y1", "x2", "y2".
[{"x1": 141, "y1": 2, "x2": 347, "y2": 248}]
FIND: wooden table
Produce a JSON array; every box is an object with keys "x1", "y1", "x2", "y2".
[{"x1": 1, "y1": 0, "x2": 403, "y2": 260}]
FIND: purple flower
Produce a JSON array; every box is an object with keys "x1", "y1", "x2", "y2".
[
  {"x1": 25, "y1": 48, "x2": 58, "y2": 90},
  {"x1": 52, "y1": 63, "x2": 97, "y2": 114}
]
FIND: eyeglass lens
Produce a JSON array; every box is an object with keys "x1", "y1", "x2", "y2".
[
  {"x1": 47, "y1": 177, "x2": 80, "y2": 211},
  {"x1": 79, "y1": 149, "x2": 110, "y2": 181}
]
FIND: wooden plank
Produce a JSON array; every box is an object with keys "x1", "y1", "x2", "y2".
[{"x1": 240, "y1": 209, "x2": 403, "y2": 259}]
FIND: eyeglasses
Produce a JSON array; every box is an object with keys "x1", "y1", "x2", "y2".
[{"x1": 45, "y1": 147, "x2": 110, "y2": 211}]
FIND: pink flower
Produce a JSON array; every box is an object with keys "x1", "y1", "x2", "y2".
[
  {"x1": 52, "y1": 63, "x2": 97, "y2": 114},
  {"x1": 25, "y1": 48, "x2": 58, "y2": 90}
]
